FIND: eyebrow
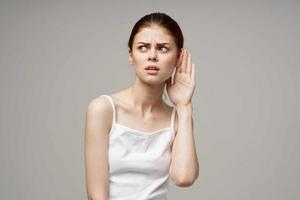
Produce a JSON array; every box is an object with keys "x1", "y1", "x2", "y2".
[{"x1": 137, "y1": 42, "x2": 170, "y2": 46}]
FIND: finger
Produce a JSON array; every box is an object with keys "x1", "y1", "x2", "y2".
[
  {"x1": 181, "y1": 49, "x2": 187, "y2": 73},
  {"x1": 191, "y1": 63, "x2": 196, "y2": 81},
  {"x1": 187, "y1": 53, "x2": 192, "y2": 75}
]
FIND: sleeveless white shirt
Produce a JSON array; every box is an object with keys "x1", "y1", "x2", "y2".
[{"x1": 101, "y1": 95, "x2": 176, "y2": 200}]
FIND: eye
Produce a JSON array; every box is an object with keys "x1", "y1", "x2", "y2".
[
  {"x1": 138, "y1": 46, "x2": 147, "y2": 51},
  {"x1": 159, "y1": 47, "x2": 168, "y2": 53}
]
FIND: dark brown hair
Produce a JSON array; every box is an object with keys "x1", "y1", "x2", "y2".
[{"x1": 128, "y1": 12, "x2": 184, "y2": 52}]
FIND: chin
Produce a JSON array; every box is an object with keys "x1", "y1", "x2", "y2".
[{"x1": 139, "y1": 77, "x2": 165, "y2": 86}]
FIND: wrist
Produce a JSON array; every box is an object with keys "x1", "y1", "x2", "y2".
[{"x1": 175, "y1": 102, "x2": 193, "y2": 112}]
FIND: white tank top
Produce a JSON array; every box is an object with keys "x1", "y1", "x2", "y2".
[{"x1": 101, "y1": 95, "x2": 176, "y2": 200}]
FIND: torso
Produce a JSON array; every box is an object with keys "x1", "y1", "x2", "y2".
[{"x1": 105, "y1": 91, "x2": 176, "y2": 200}]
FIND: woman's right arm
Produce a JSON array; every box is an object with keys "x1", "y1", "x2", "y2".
[{"x1": 84, "y1": 96, "x2": 112, "y2": 200}]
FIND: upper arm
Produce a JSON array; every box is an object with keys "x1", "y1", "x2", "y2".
[{"x1": 84, "y1": 96, "x2": 112, "y2": 200}]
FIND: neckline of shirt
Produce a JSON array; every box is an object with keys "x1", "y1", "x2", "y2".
[{"x1": 111, "y1": 121, "x2": 173, "y2": 137}]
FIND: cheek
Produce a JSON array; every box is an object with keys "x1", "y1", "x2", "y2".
[
  {"x1": 132, "y1": 52, "x2": 147, "y2": 64},
  {"x1": 163, "y1": 55, "x2": 178, "y2": 66}
]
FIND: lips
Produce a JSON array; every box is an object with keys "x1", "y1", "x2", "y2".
[
  {"x1": 145, "y1": 66, "x2": 160, "y2": 71},
  {"x1": 145, "y1": 66, "x2": 160, "y2": 75}
]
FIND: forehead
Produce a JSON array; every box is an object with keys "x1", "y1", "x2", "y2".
[{"x1": 134, "y1": 25, "x2": 175, "y2": 44}]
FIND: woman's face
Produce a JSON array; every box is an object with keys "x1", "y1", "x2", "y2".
[{"x1": 128, "y1": 25, "x2": 180, "y2": 85}]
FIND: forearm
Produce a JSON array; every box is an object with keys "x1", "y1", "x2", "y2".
[{"x1": 170, "y1": 103, "x2": 199, "y2": 185}]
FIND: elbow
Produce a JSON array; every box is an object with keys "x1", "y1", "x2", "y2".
[
  {"x1": 87, "y1": 196, "x2": 100, "y2": 200},
  {"x1": 174, "y1": 176, "x2": 198, "y2": 187},
  {"x1": 171, "y1": 171, "x2": 200, "y2": 187}
]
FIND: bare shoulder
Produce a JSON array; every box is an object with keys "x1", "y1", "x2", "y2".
[
  {"x1": 87, "y1": 95, "x2": 111, "y2": 112},
  {"x1": 85, "y1": 95, "x2": 113, "y2": 135}
]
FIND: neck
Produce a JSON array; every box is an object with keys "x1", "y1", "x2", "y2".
[{"x1": 126, "y1": 77, "x2": 166, "y2": 114}]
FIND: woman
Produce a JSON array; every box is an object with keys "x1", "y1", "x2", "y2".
[{"x1": 85, "y1": 12, "x2": 199, "y2": 200}]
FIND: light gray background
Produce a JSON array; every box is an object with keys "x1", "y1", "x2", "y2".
[{"x1": 0, "y1": 0, "x2": 299, "y2": 199}]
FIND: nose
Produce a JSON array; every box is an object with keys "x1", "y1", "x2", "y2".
[{"x1": 148, "y1": 48, "x2": 158, "y2": 62}]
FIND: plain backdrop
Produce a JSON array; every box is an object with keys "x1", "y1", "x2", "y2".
[{"x1": 0, "y1": 0, "x2": 299, "y2": 199}]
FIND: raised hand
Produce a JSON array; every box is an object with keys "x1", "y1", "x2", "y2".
[{"x1": 166, "y1": 48, "x2": 196, "y2": 106}]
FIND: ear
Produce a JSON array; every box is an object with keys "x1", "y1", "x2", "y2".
[
  {"x1": 177, "y1": 48, "x2": 183, "y2": 58},
  {"x1": 175, "y1": 48, "x2": 184, "y2": 67},
  {"x1": 128, "y1": 48, "x2": 133, "y2": 65}
]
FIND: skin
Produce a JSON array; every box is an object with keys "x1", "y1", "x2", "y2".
[{"x1": 84, "y1": 24, "x2": 199, "y2": 200}]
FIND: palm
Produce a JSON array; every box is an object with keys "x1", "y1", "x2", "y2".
[{"x1": 166, "y1": 49, "x2": 196, "y2": 106}]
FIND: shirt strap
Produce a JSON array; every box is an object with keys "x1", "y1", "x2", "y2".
[
  {"x1": 170, "y1": 106, "x2": 176, "y2": 129},
  {"x1": 101, "y1": 95, "x2": 116, "y2": 124}
]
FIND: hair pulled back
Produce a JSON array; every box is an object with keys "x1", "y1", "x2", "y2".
[{"x1": 128, "y1": 12, "x2": 184, "y2": 52}]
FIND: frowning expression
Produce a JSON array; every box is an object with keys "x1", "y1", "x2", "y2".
[{"x1": 128, "y1": 25, "x2": 180, "y2": 84}]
